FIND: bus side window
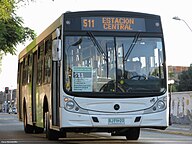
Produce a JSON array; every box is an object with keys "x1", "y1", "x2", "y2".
[
  {"x1": 28, "y1": 54, "x2": 32, "y2": 83},
  {"x1": 22, "y1": 57, "x2": 28, "y2": 85},
  {"x1": 37, "y1": 43, "x2": 44, "y2": 85},
  {"x1": 44, "y1": 38, "x2": 52, "y2": 83}
]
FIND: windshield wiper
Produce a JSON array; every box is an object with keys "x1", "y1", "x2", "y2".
[
  {"x1": 87, "y1": 32, "x2": 106, "y2": 57},
  {"x1": 87, "y1": 32, "x2": 109, "y2": 78},
  {"x1": 124, "y1": 33, "x2": 140, "y2": 61}
]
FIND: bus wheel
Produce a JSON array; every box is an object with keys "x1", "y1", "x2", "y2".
[
  {"x1": 24, "y1": 110, "x2": 34, "y2": 133},
  {"x1": 45, "y1": 112, "x2": 64, "y2": 140},
  {"x1": 34, "y1": 126, "x2": 44, "y2": 134},
  {"x1": 125, "y1": 128, "x2": 140, "y2": 140}
]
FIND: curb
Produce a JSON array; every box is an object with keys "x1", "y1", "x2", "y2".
[{"x1": 143, "y1": 128, "x2": 192, "y2": 136}]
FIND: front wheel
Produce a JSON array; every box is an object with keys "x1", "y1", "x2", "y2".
[
  {"x1": 34, "y1": 126, "x2": 44, "y2": 134},
  {"x1": 125, "y1": 128, "x2": 140, "y2": 140},
  {"x1": 45, "y1": 112, "x2": 66, "y2": 140}
]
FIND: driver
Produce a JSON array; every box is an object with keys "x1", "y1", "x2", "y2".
[{"x1": 125, "y1": 61, "x2": 144, "y2": 80}]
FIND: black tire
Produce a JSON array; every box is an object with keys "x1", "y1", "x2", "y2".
[
  {"x1": 125, "y1": 128, "x2": 140, "y2": 140},
  {"x1": 24, "y1": 110, "x2": 34, "y2": 133},
  {"x1": 45, "y1": 112, "x2": 66, "y2": 140},
  {"x1": 34, "y1": 126, "x2": 44, "y2": 134}
]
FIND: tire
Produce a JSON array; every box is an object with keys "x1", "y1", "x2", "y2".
[
  {"x1": 34, "y1": 126, "x2": 44, "y2": 134},
  {"x1": 125, "y1": 128, "x2": 140, "y2": 140},
  {"x1": 45, "y1": 112, "x2": 66, "y2": 140},
  {"x1": 24, "y1": 110, "x2": 34, "y2": 133}
]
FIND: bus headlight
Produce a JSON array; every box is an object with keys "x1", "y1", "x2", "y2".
[
  {"x1": 66, "y1": 100, "x2": 75, "y2": 109},
  {"x1": 144, "y1": 96, "x2": 167, "y2": 114},
  {"x1": 64, "y1": 97, "x2": 89, "y2": 114},
  {"x1": 157, "y1": 100, "x2": 165, "y2": 109}
]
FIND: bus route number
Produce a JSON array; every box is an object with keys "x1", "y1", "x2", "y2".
[{"x1": 83, "y1": 19, "x2": 95, "y2": 29}]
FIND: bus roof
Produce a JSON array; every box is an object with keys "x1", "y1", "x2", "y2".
[
  {"x1": 18, "y1": 14, "x2": 63, "y2": 60},
  {"x1": 64, "y1": 10, "x2": 160, "y2": 18}
]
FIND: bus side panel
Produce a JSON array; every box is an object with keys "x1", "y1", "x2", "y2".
[
  {"x1": 26, "y1": 55, "x2": 33, "y2": 125},
  {"x1": 26, "y1": 85, "x2": 33, "y2": 125},
  {"x1": 35, "y1": 85, "x2": 44, "y2": 128}
]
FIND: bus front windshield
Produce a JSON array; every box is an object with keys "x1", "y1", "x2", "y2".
[{"x1": 64, "y1": 34, "x2": 166, "y2": 96}]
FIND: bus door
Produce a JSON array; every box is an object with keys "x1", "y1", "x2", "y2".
[
  {"x1": 32, "y1": 51, "x2": 37, "y2": 123},
  {"x1": 51, "y1": 32, "x2": 62, "y2": 126},
  {"x1": 52, "y1": 61, "x2": 60, "y2": 126}
]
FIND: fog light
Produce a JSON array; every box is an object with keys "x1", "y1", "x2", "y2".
[{"x1": 75, "y1": 107, "x2": 79, "y2": 111}]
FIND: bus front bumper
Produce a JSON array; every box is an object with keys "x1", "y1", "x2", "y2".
[{"x1": 60, "y1": 108, "x2": 168, "y2": 130}]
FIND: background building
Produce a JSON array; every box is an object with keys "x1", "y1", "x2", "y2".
[
  {"x1": 168, "y1": 66, "x2": 189, "y2": 80},
  {"x1": 0, "y1": 89, "x2": 16, "y2": 112}
]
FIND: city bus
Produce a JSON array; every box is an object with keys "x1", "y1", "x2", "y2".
[{"x1": 17, "y1": 11, "x2": 169, "y2": 140}]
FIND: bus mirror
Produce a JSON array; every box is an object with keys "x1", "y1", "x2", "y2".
[
  {"x1": 56, "y1": 28, "x2": 60, "y2": 38},
  {"x1": 52, "y1": 39, "x2": 61, "y2": 61}
]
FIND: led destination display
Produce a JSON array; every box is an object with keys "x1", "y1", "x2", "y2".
[{"x1": 81, "y1": 17, "x2": 146, "y2": 32}]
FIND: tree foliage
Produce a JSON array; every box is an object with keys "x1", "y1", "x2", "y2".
[
  {"x1": 0, "y1": 0, "x2": 36, "y2": 55},
  {"x1": 0, "y1": 0, "x2": 14, "y2": 20},
  {"x1": 178, "y1": 65, "x2": 192, "y2": 91}
]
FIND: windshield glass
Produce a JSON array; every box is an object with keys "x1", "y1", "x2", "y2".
[{"x1": 64, "y1": 35, "x2": 166, "y2": 96}]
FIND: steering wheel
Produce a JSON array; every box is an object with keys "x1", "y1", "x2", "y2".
[
  {"x1": 99, "y1": 80, "x2": 125, "y2": 92},
  {"x1": 130, "y1": 75, "x2": 146, "y2": 80}
]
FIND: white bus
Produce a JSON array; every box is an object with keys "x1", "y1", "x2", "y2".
[{"x1": 17, "y1": 11, "x2": 169, "y2": 140}]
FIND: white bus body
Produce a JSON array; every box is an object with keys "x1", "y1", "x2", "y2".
[{"x1": 17, "y1": 11, "x2": 168, "y2": 141}]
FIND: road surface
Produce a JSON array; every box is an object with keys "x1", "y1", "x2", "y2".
[{"x1": 0, "y1": 113, "x2": 191, "y2": 144}]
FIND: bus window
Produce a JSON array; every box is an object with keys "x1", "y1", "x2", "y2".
[
  {"x1": 28, "y1": 54, "x2": 32, "y2": 83},
  {"x1": 37, "y1": 44, "x2": 44, "y2": 85},
  {"x1": 22, "y1": 57, "x2": 28, "y2": 85},
  {"x1": 44, "y1": 39, "x2": 52, "y2": 84},
  {"x1": 65, "y1": 36, "x2": 165, "y2": 93}
]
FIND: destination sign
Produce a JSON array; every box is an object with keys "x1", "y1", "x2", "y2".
[{"x1": 81, "y1": 17, "x2": 146, "y2": 32}]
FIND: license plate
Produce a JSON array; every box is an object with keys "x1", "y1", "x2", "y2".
[{"x1": 108, "y1": 118, "x2": 125, "y2": 125}]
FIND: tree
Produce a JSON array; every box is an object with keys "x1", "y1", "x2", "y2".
[
  {"x1": 0, "y1": 0, "x2": 14, "y2": 20},
  {"x1": 168, "y1": 68, "x2": 178, "y2": 92},
  {"x1": 0, "y1": 0, "x2": 36, "y2": 55},
  {"x1": 178, "y1": 65, "x2": 192, "y2": 91}
]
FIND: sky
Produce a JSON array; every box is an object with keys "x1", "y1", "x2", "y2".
[{"x1": 0, "y1": 0, "x2": 192, "y2": 90}]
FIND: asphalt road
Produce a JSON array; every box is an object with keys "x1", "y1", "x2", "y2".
[{"x1": 0, "y1": 113, "x2": 192, "y2": 144}]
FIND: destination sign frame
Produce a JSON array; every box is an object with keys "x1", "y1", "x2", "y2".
[{"x1": 81, "y1": 17, "x2": 146, "y2": 32}]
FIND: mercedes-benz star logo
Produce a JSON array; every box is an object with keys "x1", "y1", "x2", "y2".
[{"x1": 114, "y1": 104, "x2": 120, "y2": 110}]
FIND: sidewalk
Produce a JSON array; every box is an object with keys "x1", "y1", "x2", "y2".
[
  {"x1": 165, "y1": 124, "x2": 192, "y2": 136},
  {"x1": 145, "y1": 124, "x2": 192, "y2": 136}
]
